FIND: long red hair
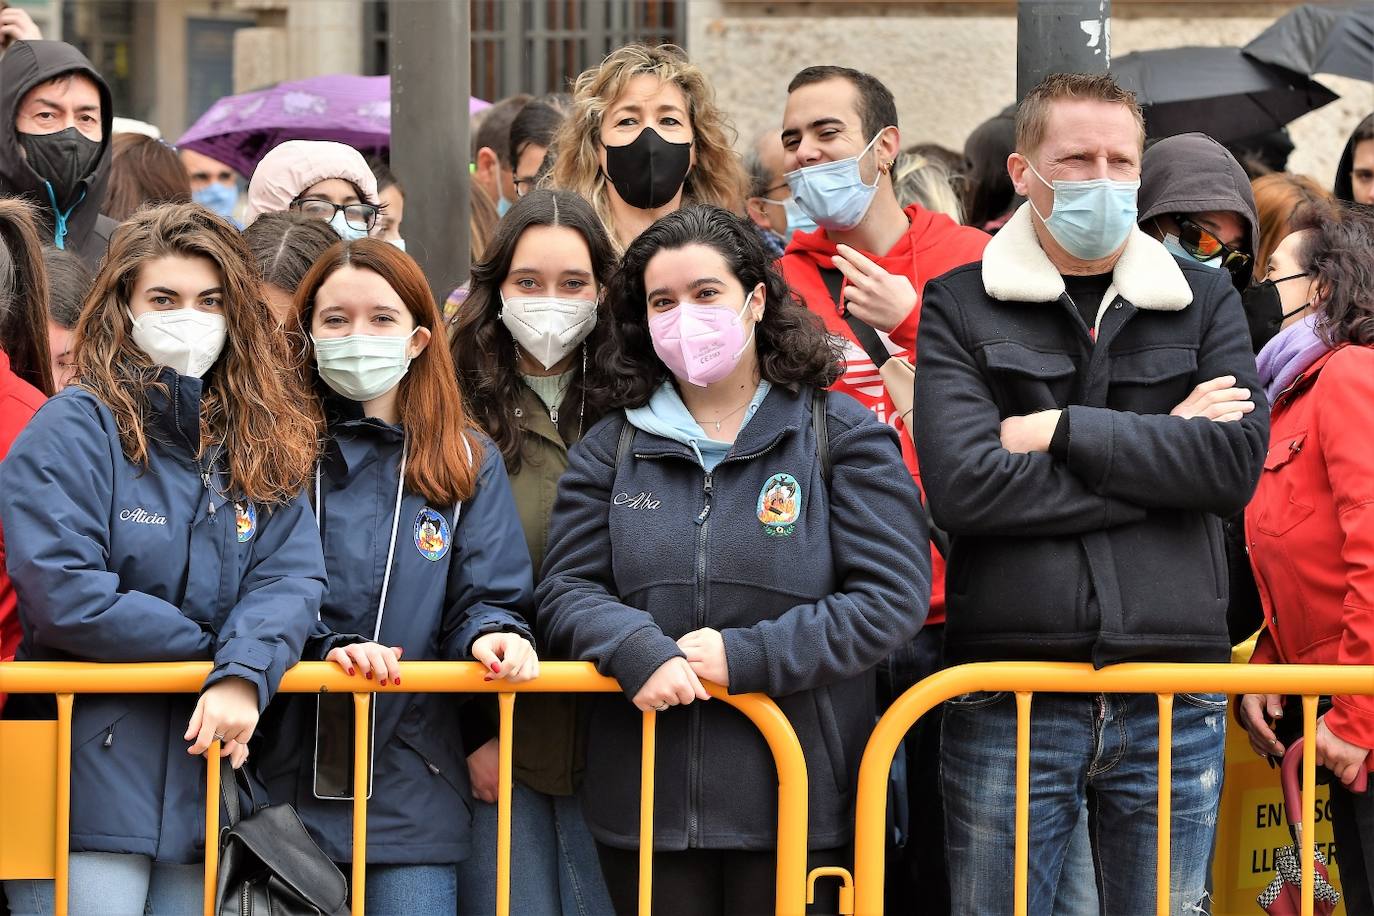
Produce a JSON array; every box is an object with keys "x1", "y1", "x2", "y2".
[{"x1": 294, "y1": 239, "x2": 480, "y2": 504}]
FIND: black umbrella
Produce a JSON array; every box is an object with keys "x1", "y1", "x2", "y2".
[
  {"x1": 1244, "y1": 3, "x2": 1374, "y2": 83},
  {"x1": 1110, "y1": 46, "x2": 1340, "y2": 144}
]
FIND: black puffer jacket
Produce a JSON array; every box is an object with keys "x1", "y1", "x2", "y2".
[
  {"x1": 0, "y1": 40, "x2": 115, "y2": 269},
  {"x1": 915, "y1": 204, "x2": 1268, "y2": 668}
]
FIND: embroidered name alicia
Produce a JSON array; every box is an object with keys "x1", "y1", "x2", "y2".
[
  {"x1": 119, "y1": 507, "x2": 167, "y2": 525},
  {"x1": 613, "y1": 491, "x2": 661, "y2": 510}
]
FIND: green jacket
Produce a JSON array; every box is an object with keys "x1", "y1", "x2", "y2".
[{"x1": 504, "y1": 383, "x2": 584, "y2": 796}]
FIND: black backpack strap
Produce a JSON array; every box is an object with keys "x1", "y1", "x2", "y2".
[
  {"x1": 819, "y1": 266, "x2": 891, "y2": 368},
  {"x1": 811, "y1": 388, "x2": 831, "y2": 487},
  {"x1": 615, "y1": 413, "x2": 635, "y2": 470}
]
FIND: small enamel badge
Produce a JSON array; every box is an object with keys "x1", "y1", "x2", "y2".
[
  {"x1": 414, "y1": 507, "x2": 451, "y2": 561},
  {"x1": 234, "y1": 501, "x2": 256, "y2": 543},
  {"x1": 757, "y1": 473, "x2": 801, "y2": 537}
]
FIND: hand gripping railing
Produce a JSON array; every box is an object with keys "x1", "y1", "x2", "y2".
[
  {"x1": 0, "y1": 661, "x2": 810, "y2": 916},
  {"x1": 848, "y1": 662, "x2": 1374, "y2": 916}
]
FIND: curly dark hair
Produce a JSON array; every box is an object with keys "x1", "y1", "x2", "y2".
[
  {"x1": 600, "y1": 205, "x2": 842, "y2": 408},
  {"x1": 450, "y1": 189, "x2": 618, "y2": 474},
  {"x1": 1292, "y1": 201, "x2": 1374, "y2": 347}
]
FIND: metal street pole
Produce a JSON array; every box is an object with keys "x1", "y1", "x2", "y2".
[
  {"x1": 390, "y1": 0, "x2": 471, "y2": 305},
  {"x1": 1017, "y1": 0, "x2": 1112, "y2": 100}
]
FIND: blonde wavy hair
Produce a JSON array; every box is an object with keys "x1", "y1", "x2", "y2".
[
  {"x1": 72, "y1": 203, "x2": 320, "y2": 505},
  {"x1": 549, "y1": 44, "x2": 746, "y2": 245}
]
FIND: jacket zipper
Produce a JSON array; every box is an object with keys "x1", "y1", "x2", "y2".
[
  {"x1": 633, "y1": 437, "x2": 784, "y2": 847},
  {"x1": 240, "y1": 880, "x2": 251, "y2": 916},
  {"x1": 688, "y1": 471, "x2": 713, "y2": 846}
]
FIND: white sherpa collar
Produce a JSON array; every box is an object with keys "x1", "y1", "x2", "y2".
[{"x1": 982, "y1": 203, "x2": 1193, "y2": 311}]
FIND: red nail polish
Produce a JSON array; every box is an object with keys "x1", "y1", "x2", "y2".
[
  {"x1": 490, "y1": 663, "x2": 500, "y2": 673},
  {"x1": 483, "y1": 675, "x2": 493, "y2": 682},
  {"x1": 366, "y1": 671, "x2": 373, "y2": 680},
  {"x1": 347, "y1": 668, "x2": 356, "y2": 677},
  {"x1": 380, "y1": 679, "x2": 388, "y2": 686},
  {"x1": 395, "y1": 677, "x2": 401, "y2": 686}
]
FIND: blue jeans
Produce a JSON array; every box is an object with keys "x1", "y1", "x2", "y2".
[
  {"x1": 363, "y1": 863, "x2": 456, "y2": 915},
  {"x1": 4, "y1": 851, "x2": 203, "y2": 915},
  {"x1": 456, "y1": 781, "x2": 612, "y2": 916},
  {"x1": 942, "y1": 691, "x2": 1227, "y2": 916}
]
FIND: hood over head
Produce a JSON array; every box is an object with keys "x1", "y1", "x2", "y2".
[
  {"x1": 1138, "y1": 132, "x2": 1260, "y2": 287},
  {"x1": 244, "y1": 140, "x2": 379, "y2": 225},
  {"x1": 0, "y1": 40, "x2": 114, "y2": 253},
  {"x1": 1334, "y1": 112, "x2": 1374, "y2": 204}
]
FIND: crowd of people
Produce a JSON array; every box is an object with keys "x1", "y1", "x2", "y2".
[{"x1": 0, "y1": 28, "x2": 1372, "y2": 916}]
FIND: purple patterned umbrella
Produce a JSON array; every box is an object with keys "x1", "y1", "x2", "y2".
[{"x1": 176, "y1": 74, "x2": 491, "y2": 177}]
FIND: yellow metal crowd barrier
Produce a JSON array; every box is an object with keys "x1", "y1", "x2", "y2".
[
  {"x1": 0, "y1": 661, "x2": 808, "y2": 916},
  {"x1": 3, "y1": 660, "x2": 1372, "y2": 916},
  {"x1": 850, "y1": 662, "x2": 1374, "y2": 916}
]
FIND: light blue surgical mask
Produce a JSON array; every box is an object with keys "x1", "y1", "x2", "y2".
[
  {"x1": 192, "y1": 182, "x2": 239, "y2": 223},
  {"x1": 497, "y1": 194, "x2": 512, "y2": 217},
  {"x1": 1026, "y1": 162, "x2": 1140, "y2": 261},
  {"x1": 784, "y1": 129, "x2": 888, "y2": 232},
  {"x1": 1162, "y1": 232, "x2": 1221, "y2": 269},
  {"x1": 757, "y1": 195, "x2": 820, "y2": 242},
  {"x1": 329, "y1": 210, "x2": 369, "y2": 242}
]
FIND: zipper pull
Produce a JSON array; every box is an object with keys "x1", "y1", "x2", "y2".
[
  {"x1": 208, "y1": 498, "x2": 216, "y2": 518},
  {"x1": 103, "y1": 726, "x2": 114, "y2": 748},
  {"x1": 696, "y1": 474, "x2": 714, "y2": 525},
  {"x1": 550, "y1": 406, "x2": 559, "y2": 424}
]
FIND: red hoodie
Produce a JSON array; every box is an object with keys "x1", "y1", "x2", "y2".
[
  {"x1": 0, "y1": 349, "x2": 46, "y2": 711},
  {"x1": 780, "y1": 204, "x2": 990, "y2": 625}
]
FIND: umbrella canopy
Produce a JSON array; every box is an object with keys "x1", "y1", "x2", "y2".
[
  {"x1": 1110, "y1": 46, "x2": 1340, "y2": 144},
  {"x1": 1244, "y1": 3, "x2": 1374, "y2": 83},
  {"x1": 177, "y1": 74, "x2": 491, "y2": 178}
]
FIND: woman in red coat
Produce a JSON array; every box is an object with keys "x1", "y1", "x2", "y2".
[
  {"x1": 1239, "y1": 202, "x2": 1374, "y2": 912},
  {"x1": 0, "y1": 198, "x2": 55, "y2": 713}
]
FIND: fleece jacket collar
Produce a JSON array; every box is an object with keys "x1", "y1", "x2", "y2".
[{"x1": 982, "y1": 203, "x2": 1193, "y2": 313}]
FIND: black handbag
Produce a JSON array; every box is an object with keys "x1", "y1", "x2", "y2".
[{"x1": 214, "y1": 758, "x2": 350, "y2": 916}]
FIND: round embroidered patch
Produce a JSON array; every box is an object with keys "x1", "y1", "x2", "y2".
[
  {"x1": 234, "y1": 502, "x2": 257, "y2": 543},
  {"x1": 414, "y1": 506, "x2": 451, "y2": 561},
  {"x1": 757, "y1": 473, "x2": 801, "y2": 537}
]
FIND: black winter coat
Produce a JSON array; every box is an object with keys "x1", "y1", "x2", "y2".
[{"x1": 915, "y1": 204, "x2": 1268, "y2": 667}]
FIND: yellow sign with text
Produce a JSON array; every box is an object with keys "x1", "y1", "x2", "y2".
[{"x1": 1211, "y1": 642, "x2": 1344, "y2": 915}]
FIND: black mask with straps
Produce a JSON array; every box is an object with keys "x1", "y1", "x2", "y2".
[
  {"x1": 603, "y1": 127, "x2": 692, "y2": 211},
  {"x1": 18, "y1": 127, "x2": 103, "y2": 211},
  {"x1": 1241, "y1": 272, "x2": 1310, "y2": 353}
]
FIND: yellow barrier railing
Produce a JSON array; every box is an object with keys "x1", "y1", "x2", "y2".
[
  {"x1": 850, "y1": 662, "x2": 1374, "y2": 916},
  {"x1": 0, "y1": 660, "x2": 809, "y2": 916}
]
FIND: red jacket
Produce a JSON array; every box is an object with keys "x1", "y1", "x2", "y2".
[
  {"x1": 780, "y1": 204, "x2": 989, "y2": 625},
  {"x1": 1247, "y1": 346, "x2": 1374, "y2": 766},
  {"x1": 0, "y1": 348, "x2": 46, "y2": 711}
]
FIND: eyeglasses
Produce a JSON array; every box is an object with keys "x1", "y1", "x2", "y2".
[
  {"x1": 513, "y1": 175, "x2": 538, "y2": 198},
  {"x1": 291, "y1": 197, "x2": 378, "y2": 232},
  {"x1": 1174, "y1": 214, "x2": 1252, "y2": 278}
]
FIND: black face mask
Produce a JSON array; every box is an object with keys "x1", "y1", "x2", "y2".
[
  {"x1": 1241, "y1": 272, "x2": 1310, "y2": 353},
  {"x1": 18, "y1": 127, "x2": 103, "y2": 210},
  {"x1": 603, "y1": 127, "x2": 692, "y2": 211}
]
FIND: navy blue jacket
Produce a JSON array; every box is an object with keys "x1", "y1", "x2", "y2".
[
  {"x1": 537, "y1": 385, "x2": 929, "y2": 851},
  {"x1": 255, "y1": 401, "x2": 535, "y2": 866},
  {"x1": 0, "y1": 374, "x2": 325, "y2": 863}
]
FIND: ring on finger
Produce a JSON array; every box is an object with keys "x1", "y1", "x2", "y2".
[
  {"x1": 214, "y1": 733, "x2": 226, "y2": 741},
  {"x1": 654, "y1": 702, "x2": 670, "y2": 712}
]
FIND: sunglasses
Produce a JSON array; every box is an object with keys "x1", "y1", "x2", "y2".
[{"x1": 1173, "y1": 214, "x2": 1252, "y2": 278}]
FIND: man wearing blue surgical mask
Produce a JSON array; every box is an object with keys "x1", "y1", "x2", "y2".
[
  {"x1": 914, "y1": 72, "x2": 1268, "y2": 916},
  {"x1": 777, "y1": 65, "x2": 989, "y2": 915},
  {"x1": 743, "y1": 128, "x2": 814, "y2": 259},
  {"x1": 180, "y1": 146, "x2": 243, "y2": 226},
  {"x1": 1136, "y1": 133, "x2": 1261, "y2": 340}
]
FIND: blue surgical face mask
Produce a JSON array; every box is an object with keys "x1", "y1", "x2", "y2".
[
  {"x1": 1026, "y1": 162, "x2": 1140, "y2": 261},
  {"x1": 758, "y1": 195, "x2": 820, "y2": 242},
  {"x1": 329, "y1": 210, "x2": 369, "y2": 242},
  {"x1": 784, "y1": 129, "x2": 888, "y2": 232},
  {"x1": 1162, "y1": 233, "x2": 1221, "y2": 268},
  {"x1": 192, "y1": 182, "x2": 239, "y2": 222},
  {"x1": 497, "y1": 194, "x2": 512, "y2": 217}
]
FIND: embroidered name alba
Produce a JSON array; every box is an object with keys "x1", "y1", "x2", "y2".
[
  {"x1": 119, "y1": 508, "x2": 167, "y2": 525},
  {"x1": 613, "y1": 491, "x2": 661, "y2": 510}
]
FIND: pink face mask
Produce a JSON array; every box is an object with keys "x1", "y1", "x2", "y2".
[{"x1": 648, "y1": 291, "x2": 758, "y2": 387}]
